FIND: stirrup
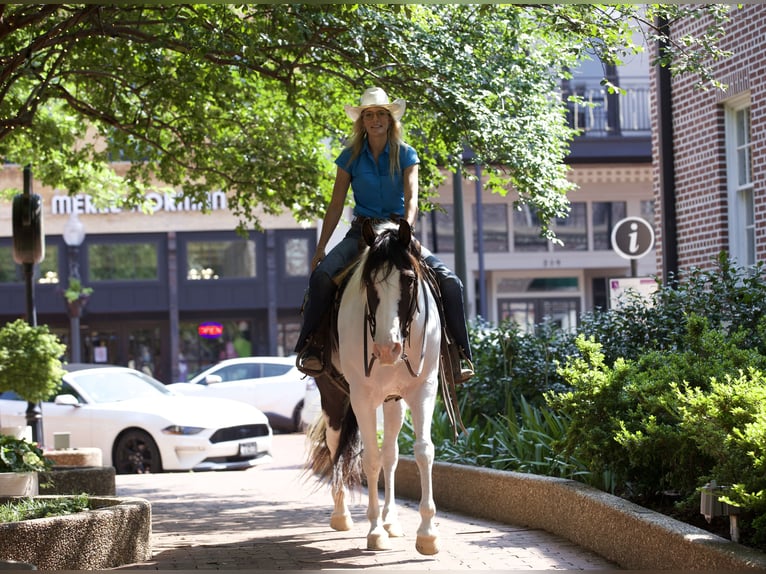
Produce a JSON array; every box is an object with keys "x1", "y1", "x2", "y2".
[
  {"x1": 457, "y1": 356, "x2": 475, "y2": 384},
  {"x1": 296, "y1": 346, "x2": 325, "y2": 377},
  {"x1": 452, "y1": 346, "x2": 474, "y2": 384}
]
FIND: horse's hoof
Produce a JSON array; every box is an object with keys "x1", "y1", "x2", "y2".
[
  {"x1": 367, "y1": 529, "x2": 392, "y2": 551},
  {"x1": 330, "y1": 513, "x2": 353, "y2": 531},
  {"x1": 384, "y1": 521, "x2": 404, "y2": 537},
  {"x1": 415, "y1": 534, "x2": 440, "y2": 555}
]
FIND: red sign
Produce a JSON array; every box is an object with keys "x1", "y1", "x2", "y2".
[{"x1": 198, "y1": 322, "x2": 224, "y2": 339}]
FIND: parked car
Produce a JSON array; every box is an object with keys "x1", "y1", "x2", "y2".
[
  {"x1": 300, "y1": 377, "x2": 322, "y2": 432},
  {"x1": 168, "y1": 356, "x2": 311, "y2": 433},
  {"x1": 0, "y1": 364, "x2": 273, "y2": 474}
]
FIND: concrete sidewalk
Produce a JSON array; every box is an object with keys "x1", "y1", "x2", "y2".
[{"x1": 114, "y1": 433, "x2": 618, "y2": 571}]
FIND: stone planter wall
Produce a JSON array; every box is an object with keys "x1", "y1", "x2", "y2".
[
  {"x1": 0, "y1": 496, "x2": 151, "y2": 570},
  {"x1": 392, "y1": 457, "x2": 766, "y2": 571}
]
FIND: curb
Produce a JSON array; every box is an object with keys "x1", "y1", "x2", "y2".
[{"x1": 393, "y1": 457, "x2": 766, "y2": 570}]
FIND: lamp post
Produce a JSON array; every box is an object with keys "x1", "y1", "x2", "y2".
[{"x1": 63, "y1": 212, "x2": 86, "y2": 363}]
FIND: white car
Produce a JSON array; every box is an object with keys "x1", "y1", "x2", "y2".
[
  {"x1": 300, "y1": 377, "x2": 322, "y2": 432},
  {"x1": 0, "y1": 364, "x2": 273, "y2": 474},
  {"x1": 168, "y1": 356, "x2": 312, "y2": 433}
]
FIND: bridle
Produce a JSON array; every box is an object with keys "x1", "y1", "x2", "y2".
[
  {"x1": 360, "y1": 224, "x2": 430, "y2": 378},
  {"x1": 362, "y1": 265, "x2": 429, "y2": 378}
]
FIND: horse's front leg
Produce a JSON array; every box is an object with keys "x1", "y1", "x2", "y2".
[
  {"x1": 324, "y1": 420, "x2": 353, "y2": 532},
  {"x1": 354, "y1": 400, "x2": 390, "y2": 550},
  {"x1": 408, "y1": 386, "x2": 440, "y2": 555},
  {"x1": 380, "y1": 397, "x2": 406, "y2": 538}
]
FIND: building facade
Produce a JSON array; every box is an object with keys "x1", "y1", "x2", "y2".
[
  {"x1": 652, "y1": 5, "x2": 766, "y2": 275},
  {"x1": 1, "y1": 47, "x2": 656, "y2": 383}
]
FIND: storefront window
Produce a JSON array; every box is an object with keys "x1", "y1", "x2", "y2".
[
  {"x1": 553, "y1": 202, "x2": 587, "y2": 251},
  {"x1": 89, "y1": 242, "x2": 158, "y2": 280},
  {"x1": 186, "y1": 240, "x2": 256, "y2": 280},
  {"x1": 474, "y1": 203, "x2": 508, "y2": 252},
  {"x1": 285, "y1": 238, "x2": 309, "y2": 277},
  {"x1": 513, "y1": 205, "x2": 548, "y2": 252},
  {"x1": 431, "y1": 204, "x2": 455, "y2": 253},
  {"x1": 0, "y1": 244, "x2": 59, "y2": 284},
  {"x1": 179, "y1": 320, "x2": 254, "y2": 379},
  {"x1": 592, "y1": 201, "x2": 627, "y2": 250}
]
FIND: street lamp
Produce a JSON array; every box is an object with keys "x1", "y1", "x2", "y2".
[{"x1": 63, "y1": 212, "x2": 86, "y2": 363}]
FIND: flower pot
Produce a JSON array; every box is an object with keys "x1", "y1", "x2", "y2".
[
  {"x1": 0, "y1": 472, "x2": 38, "y2": 496},
  {"x1": 0, "y1": 427, "x2": 29, "y2": 440}
]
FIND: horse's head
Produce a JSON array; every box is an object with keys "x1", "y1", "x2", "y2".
[{"x1": 359, "y1": 219, "x2": 422, "y2": 366}]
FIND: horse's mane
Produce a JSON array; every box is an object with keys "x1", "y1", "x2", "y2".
[{"x1": 359, "y1": 222, "x2": 422, "y2": 290}]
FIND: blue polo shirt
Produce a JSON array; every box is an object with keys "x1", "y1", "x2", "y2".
[{"x1": 335, "y1": 140, "x2": 419, "y2": 219}]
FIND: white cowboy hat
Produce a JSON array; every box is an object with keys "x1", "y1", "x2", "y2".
[{"x1": 344, "y1": 87, "x2": 406, "y2": 122}]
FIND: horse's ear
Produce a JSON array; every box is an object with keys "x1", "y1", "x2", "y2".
[
  {"x1": 397, "y1": 219, "x2": 412, "y2": 246},
  {"x1": 362, "y1": 219, "x2": 376, "y2": 247}
]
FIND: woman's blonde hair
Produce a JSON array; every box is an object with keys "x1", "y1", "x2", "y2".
[{"x1": 344, "y1": 113, "x2": 403, "y2": 176}]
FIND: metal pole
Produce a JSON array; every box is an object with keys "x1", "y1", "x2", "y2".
[
  {"x1": 452, "y1": 166, "x2": 467, "y2": 310},
  {"x1": 67, "y1": 244, "x2": 82, "y2": 363},
  {"x1": 474, "y1": 163, "x2": 487, "y2": 319},
  {"x1": 22, "y1": 165, "x2": 43, "y2": 444}
]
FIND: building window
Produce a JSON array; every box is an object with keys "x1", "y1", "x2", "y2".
[
  {"x1": 0, "y1": 244, "x2": 59, "y2": 284},
  {"x1": 553, "y1": 202, "x2": 587, "y2": 251},
  {"x1": 727, "y1": 103, "x2": 754, "y2": 267},
  {"x1": 284, "y1": 238, "x2": 309, "y2": 277},
  {"x1": 186, "y1": 239, "x2": 256, "y2": 280},
  {"x1": 89, "y1": 242, "x2": 158, "y2": 281},
  {"x1": 513, "y1": 205, "x2": 548, "y2": 252},
  {"x1": 474, "y1": 203, "x2": 508, "y2": 252},
  {"x1": 498, "y1": 297, "x2": 580, "y2": 334},
  {"x1": 426, "y1": 204, "x2": 455, "y2": 253},
  {"x1": 592, "y1": 201, "x2": 627, "y2": 250}
]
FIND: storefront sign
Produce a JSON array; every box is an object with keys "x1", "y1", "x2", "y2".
[
  {"x1": 198, "y1": 322, "x2": 224, "y2": 339},
  {"x1": 50, "y1": 191, "x2": 228, "y2": 216}
]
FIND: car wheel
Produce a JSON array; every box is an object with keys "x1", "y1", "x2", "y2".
[
  {"x1": 292, "y1": 400, "x2": 304, "y2": 433},
  {"x1": 113, "y1": 429, "x2": 163, "y2": 474}
]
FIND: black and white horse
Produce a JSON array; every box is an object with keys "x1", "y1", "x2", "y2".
[{"x1": 306, "y1": 218, "x2": 442, "y2": 555}]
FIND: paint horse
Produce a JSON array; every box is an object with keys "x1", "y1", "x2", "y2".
[{"x1": 306, "y1": 218, "x2": 443, "y2": 555}]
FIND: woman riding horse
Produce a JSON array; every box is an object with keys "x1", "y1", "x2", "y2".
[{"x1": 294, "y1": 86, "x2": 473, "y2": 383}]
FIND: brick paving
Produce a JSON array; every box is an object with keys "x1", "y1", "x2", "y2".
[{"x1": 114, "y1": 433, "x2": 619, "y2": 571}]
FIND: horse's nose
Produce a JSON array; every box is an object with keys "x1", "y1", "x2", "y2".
[{"x1": 373, "y1": 341, "x2": 402, "y2": 365}]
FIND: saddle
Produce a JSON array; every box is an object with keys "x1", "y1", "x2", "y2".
[{"x1": 305, "y1": 252, "x2": 465, "y2": 435}]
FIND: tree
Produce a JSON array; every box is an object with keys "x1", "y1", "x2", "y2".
[{"x1": 0, "y1": 4, "x2": 732, "y2": 238}]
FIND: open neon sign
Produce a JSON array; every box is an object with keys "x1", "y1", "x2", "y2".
[{"x1": 198, "y1": 322, "x2": 224, "y2": 339}]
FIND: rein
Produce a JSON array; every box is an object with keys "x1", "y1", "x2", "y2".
[{"x1": 362, "y1": 265, "x2": 429, "y2": 379}]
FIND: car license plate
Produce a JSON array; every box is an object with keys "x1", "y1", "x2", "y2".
[{"x1": 239, "y1": 442, "x2": 259, "y2": 456}]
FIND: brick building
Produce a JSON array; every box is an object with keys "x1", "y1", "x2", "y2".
[{"x1": 652, "y1": 5, "x2": 766, "y2": 276}]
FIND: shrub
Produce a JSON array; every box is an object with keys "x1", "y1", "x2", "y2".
[
  {"x1": 579, "y1": 252, "x2": 766, "y2": 364},
  {"x1": 549, "y1": 315, "x2": 766, "y2": 501},
  {"x1": 463, "y1": 318, "x2": 577, "y2": 417},
  {"x1": 0, "y1": 319, "x2": 66, "y2": 403}
]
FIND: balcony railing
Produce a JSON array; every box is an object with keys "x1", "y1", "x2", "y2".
[{"x1": 561, "y1": 76, "x2": 651, "y2": 138}]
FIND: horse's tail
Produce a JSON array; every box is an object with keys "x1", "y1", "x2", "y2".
[{"x1": 303, "y1": 373, "x2": 363, "y2": 491}]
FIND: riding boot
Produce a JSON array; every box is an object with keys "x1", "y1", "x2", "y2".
[{"x1": 295, "y1": 271, "x2": 336, "y2": 376}]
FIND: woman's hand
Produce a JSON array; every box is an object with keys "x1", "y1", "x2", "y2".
[{"x1": 311, "y1": 247, "x2": 325, "y2": 271}]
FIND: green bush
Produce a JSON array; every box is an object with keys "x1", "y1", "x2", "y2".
[
  {"x1": 0, "y1": 319, "x2": 66, "y2": 403},
  {"x1": 676, "y1": 369, "x2": 766, "y2": 547},
  {"x1": 398, "y1": 253, "x2": 766, "y2": 550},
  {"x1": 548, "y1": 316, "x2": 766, "y2": 499},
  {"x1": 579, "y1": 253, "x2": 766, "y2": 364},
  {"x1": 464, "y1": 318, "x2": 576, "y2": 417}
]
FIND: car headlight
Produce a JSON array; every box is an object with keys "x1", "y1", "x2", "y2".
[{"x1": 162, "y1": 425, "x2": 206, "y2": 435}]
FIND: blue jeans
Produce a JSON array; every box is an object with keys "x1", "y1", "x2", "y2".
[{"x1": 295, "y1": 223, "x2": 472, "y2": 361}]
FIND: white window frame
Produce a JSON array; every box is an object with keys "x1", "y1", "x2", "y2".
[{"x1": 725, "y1": 96, "x2": 755, "y2": 267}]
